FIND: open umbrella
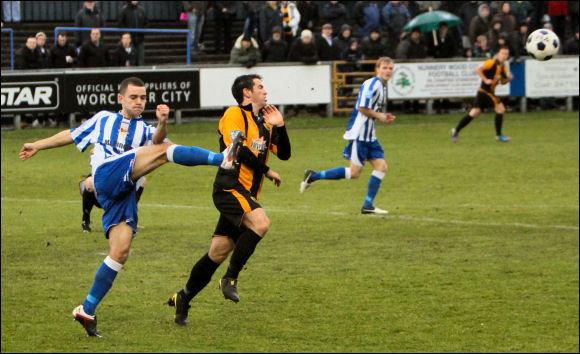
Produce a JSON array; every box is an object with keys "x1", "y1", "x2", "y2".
[{"x1": 403, "y1": 10, "x2": 462, "y2": 33}]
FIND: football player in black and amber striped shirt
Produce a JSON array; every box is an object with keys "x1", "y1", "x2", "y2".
[
  {"x1": 451, "y1": 46, "x2": 514, "y2": 143},
  {"x1": 168, "y1": 74, "x2": 291, "y2": 325}
]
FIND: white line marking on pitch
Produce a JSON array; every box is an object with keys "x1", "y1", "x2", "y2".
[{"x1": 2, "y1": 197, "x2": 578, "y2": 231}]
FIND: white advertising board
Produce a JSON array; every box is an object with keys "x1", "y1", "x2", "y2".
[
  {"x1": 525, "y1": 57, "x2": 579, "y2": 98},
  {"x1": 200, "y1": 65, "x2": 332, "y2": 107},
  {"x1": 388, "y1": 61, "x2": 510, "y2": 99}
]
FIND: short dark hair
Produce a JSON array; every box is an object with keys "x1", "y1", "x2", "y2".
[
  {"x1": 119, "y1": 77, "x2": 145, "y2": 95},
  {"x1": 498, "y1": 45, "x2": 510, "y2": 52},
  {"x1": 231, "y1": 74, "x2": 261, "y2": 104}
]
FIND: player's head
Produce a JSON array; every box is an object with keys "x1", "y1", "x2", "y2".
[
  {"x1": 119, "y1": 77, "x2": 146, "y2": 118},
  {"x1": 376, "y1": 57, "x2": 394, "y2": 82},
  {"x1": 232, "y1": 74, "x2": 266, "y2": 107},
  {"x1": 496, "y1": 45, "x2": 510, "y2": 62}
]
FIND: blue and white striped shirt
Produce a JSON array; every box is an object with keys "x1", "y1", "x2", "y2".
[
  {"x1": 343, "y1": 76, "x2": 386, "y2": 142},
  {"x1": 70, "y1": 110, "x2": 158, "y2": 176}
]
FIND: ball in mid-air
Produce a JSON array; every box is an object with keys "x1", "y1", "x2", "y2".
[{"x1": 526, "y1": 29, "x2": 560, "y2": 61}]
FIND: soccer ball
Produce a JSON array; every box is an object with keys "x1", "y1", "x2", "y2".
[{"x1": 526, "y1": 29, "x2": 560, "y2": 61}]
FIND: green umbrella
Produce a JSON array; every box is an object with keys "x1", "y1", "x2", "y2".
[{"x1": 403, "y1": 10, "x2": 462, "y2": 33}]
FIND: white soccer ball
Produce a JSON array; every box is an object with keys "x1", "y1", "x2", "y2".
[{"x1": 526, "y1": 29, "x2": 560, "y2": 61}]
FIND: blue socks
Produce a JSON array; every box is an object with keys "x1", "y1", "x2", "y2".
[
  {"x1": 166, "y1": 145, "x2": 223, "y2": 167},
  {"x1": 82, "y1": 256, "x2": 123, "y2": 316},
  {"x1": 362, "y1": 170, "x2": 385, "y2": 209},
  {"x1": 311, "y1": 167, "x2": 347, "y2": 181}
]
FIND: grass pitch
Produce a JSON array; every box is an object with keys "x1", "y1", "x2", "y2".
[{"x1": 1, "y1": 111, "x2": 578, "y2": 352}]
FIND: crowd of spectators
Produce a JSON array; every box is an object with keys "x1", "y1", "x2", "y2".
[{"x1": 5, "y1": 1, "x2": 579, "y2": 71}]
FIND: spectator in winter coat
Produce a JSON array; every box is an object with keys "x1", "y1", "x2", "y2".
[
  {"x1": 428, "y1": 22, "x2": 458, "y2": 58},
  {"x1": 279, "y1": 1, "x2": 301, "y2": 47},
  {"x1": 564, "y1": 28, "x2": 579, "y2": 54},
  {"x1": 287, "y1": 29, "x2": 318, "y2": 64},
  {"x1": 111, "y1": 33, "x2": 137, "y2": 67},
  {"x1": 297, "y1": 1, "x2": 318, "y2": 34},
  {"x1": 360, "y1": 27, "x2": 392, "y2": 60},
  {"x1": 469, "y1": 3, "x2": 491, "y2": 47},
  {"x1": 262, "y1": 26, "x2": 288, "y2": 62},
  {"x1": 354, "y1": 1, "x2": 381, "y2": 38},
  {"x1": 118, "y1": 1, "x2": 148, "y2": 65},
  {"x1": 381, "y1": 1, "x2": 411, "y2": 43},
  {"x1": 15, "y1": 35, "x2": 41, "y2": 70},
  {"x1": 332, "y1": 23, "x2": 353, "y2": 57},
  {"x1": 78, "y1": 28, "x2": 110, "y2": 67},
  {"x1": 492, "y1": 2, "x2": 517, "y2": 37},
  {"x1": 320, "y1": 1, "x2": 347, "y2": 37},
  {"x1": 229, "y1": 34, "x2": 262, "y2": 68},
  {"x1": 395, "y1": 27, "x2": 426, "y2": 59},
  {"x1": 50, "y1": 32, "x2": 77, "y2": 68},
  {"x1": 259, "y1": 1, "x2": 284, "y2": 45},
  {"x1": 75, "y1": 1, "x2": 105, "y2": 48}
]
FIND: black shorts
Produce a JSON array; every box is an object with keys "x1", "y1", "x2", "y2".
[
  {"x1": 212, "y1": 183, "x2": 261, "y2": 242},
  {"x1": 472, "y1": 89, "x2": 501, "y2": 109}
]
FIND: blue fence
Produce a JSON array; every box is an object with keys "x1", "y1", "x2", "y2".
[
  {"x1": 54, "y1": 26, "x2": 191, "y2": 65},
  {"x1": 1, "y1": 28, "x2": 14, "y2": 70}
]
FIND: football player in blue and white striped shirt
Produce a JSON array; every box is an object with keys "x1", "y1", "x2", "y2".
[
  {"x1": 19, "y1": 77, "x2": 245, "y2": 338},
  {"x1": 300, "y1": 57, "x2": 396, "y2": 214}
]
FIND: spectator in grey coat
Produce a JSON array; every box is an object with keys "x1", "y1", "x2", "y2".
[
  {"x1": 75, "y1": 1, "x2": 105, "y2": 48},
  {"x1": 469, "y1": 3, "x2": 491, "y2": 47},
  {"x1": 381, "y1": 1, "x2": 411, "y2": 43},
  {"x1": 259, "y1": 1, "x2": 284, "y2": 45},
  {"x1": 320, "y1": 1, "x2": 347, "y2": 37}
]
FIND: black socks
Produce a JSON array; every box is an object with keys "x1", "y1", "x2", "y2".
[
  {"x1": 224, "y1": 229, "x2": 262, "y2": 279},
  {"x1": 184, "y1": 253, "x2": 220, "y2": 302}
]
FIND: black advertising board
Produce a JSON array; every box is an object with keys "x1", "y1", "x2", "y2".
[
  {"x1": 1, "y1": 68, "x2": 199, "y2": 114},
  {"x1": 1, "y1": 72, "x2": 64, "y2": 113}
]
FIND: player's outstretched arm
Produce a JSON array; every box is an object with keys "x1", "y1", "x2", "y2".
[{"x1": 19, "y1": 130, "x2": 74, "y2": 161}]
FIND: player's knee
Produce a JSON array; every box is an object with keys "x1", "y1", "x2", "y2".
[
  {"x1": 350, "y1": 168, "x2": 361, "y2": 179},
  {"x1": 109, "y1": 248, "x2": 130, "y2": 264},
  {"x1": 209, "y1": 237, "x2": 234, "y2": 263},
  {"x1": 252, "y1": 216, "x2": 270, "y2": 237},
  {"x1": 470, "y1": 108, "x2": 481, "y2": 117},
  {"x1": 496, "y1": 105, "x2": 505, "y2": 114}
]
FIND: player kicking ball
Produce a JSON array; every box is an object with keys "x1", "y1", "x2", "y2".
[
  {"x1": 300, "y1": 57, "x2": 396, "y2": 215},
  {"x1": 19, "y1": 77, "x2": 245, "y2": 338}
]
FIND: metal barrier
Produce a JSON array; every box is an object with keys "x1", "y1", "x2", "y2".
[
  {"x1": 332, "y1": 60, "x2": 377, "y2": 114},
  {"x1": 54, "y1": 27, "x2": 191, "y2": 65},
  {"x1": 1, "y1": 28, "x2": 14, "y2": 70}
]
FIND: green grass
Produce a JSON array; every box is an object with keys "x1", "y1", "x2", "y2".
[{"x1": 1, "y1": 111, "x2": 578, "y2": 352}]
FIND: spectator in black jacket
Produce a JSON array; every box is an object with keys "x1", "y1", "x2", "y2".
[
  {"x1": 118, "y1": 1, "x2": 148, "y2": 65},
  {"x1": 111, "y1": 33, "x2": 137, "y2": 67},
  {"x1": 564, "y1": 27, "x2": 579, "y2": 54},
  {"x1": 396, "y1": 27, "x2": 426, "y2": 59},
  {"x1": 75, "y1": 1, "x2": 105, "y2": 48},
  {"x1": 212, "y1": 1, "x2": 239, "y2": 54},
  {"x1": 51, "y1": 32, "x2": 77, "y2": 68},
  {"x1": 35, "y1": 32, "x2": 51, "y2": 68},
  {"x1": 316, "y1": 23, "x2": 337, "y2": 60},
  {"x1": 262, "y1": 26, "x2": 288, "y2": 62},
  {"x1": 320, "y1": 1, "x2": 347, "y2": 37},
  {"x1": 287, "y1": 29, "x2": 318, "y2": 63},
  {"x1": 427, "y1": 22, "x2": 458, "y2": 58},
  {"x1": 15, "y1": 35, "x2": 41, "y2": 70},
  {"x1": 359, "y1": 27, "x2": 392, "y2": 60},
  {"x1": 78, "y1": 28, "x2": 109, "y2": 67}
]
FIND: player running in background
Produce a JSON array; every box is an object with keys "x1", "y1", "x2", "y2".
[
  {"x1": 450, "y1": 45, "x2": 514, "y2": 143},
  {"x1": 79, "y1": 173, "x2": 145, "y2": 232},
  {"x1": 167, "y1": 74, "x2": 291, "y2": 326},
  {"x1": 300, "y1": 57, "x2": 396, "y2": 215},
  {"x1": 19, "y1": 76, "x2": 244, "y2": 338}
]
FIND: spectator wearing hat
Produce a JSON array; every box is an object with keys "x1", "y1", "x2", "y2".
[
  {"x1": 395, "y1": 27, "x2": 426, "y2": 59},
  {"x1": 487, "y1": 17, "x2": 504, "y2": 53},
  {"x1": 262, "y1": 26, "x2": 288, "y2": 62},
  {"x1": 316, "y1": 23, "x2": 338, "y2": 60},
  {"x1": 287, "y1": 29, "x2": 318, "y2": 64},
  {"x1": 360, "y1": 27, "x2": 392, "y2": 60},
  {"x1": 259, "y1": 1, "x2": 284, "y2": 45},
  {"x1": 333, "y1": 23, "x2": 353, "y2": 57},
  {"x1": 230, "y1": 34, "x2": 262, "y2": 68}
]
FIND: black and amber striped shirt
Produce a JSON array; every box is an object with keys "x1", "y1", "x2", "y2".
[
  {"x1": 215, "y1": 103, "x2": 291, "y2": 200},
  {"x1": 478, "y1": 58, "x2": 508, "y2": 94}
]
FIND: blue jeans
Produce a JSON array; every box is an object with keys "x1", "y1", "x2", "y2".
[
  {"x1": 187, "y1": 12, "x2": 205, "y2": 53},
  {"x1": 3, "y1": 1, "x2": 21, "y2": 22}
]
